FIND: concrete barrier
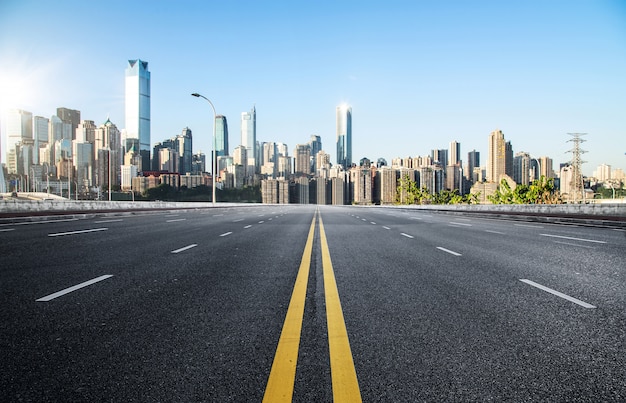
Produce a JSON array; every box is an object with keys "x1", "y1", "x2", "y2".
[{"x1": 1, "y1": 199, "x2": 625, "y2": 227}]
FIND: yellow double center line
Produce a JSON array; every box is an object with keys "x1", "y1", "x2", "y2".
[{"x1": 263, "y1": 210, "x2": 362, "y2": 402}]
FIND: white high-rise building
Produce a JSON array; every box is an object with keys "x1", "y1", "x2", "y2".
[
  {"x1": 241, "y1": 106, "x2": 256, "y2": 174},
  {"x1": 125, "y1": 59, "x2": 151, "y2": 169},
  {"x1": 336, "y1": 104, "x2": 352, "y2": 169}
]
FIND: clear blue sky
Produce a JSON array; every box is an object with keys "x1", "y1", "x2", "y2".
[{"x1": 1, "y1": 0, "x2": 625, "y2": 176}]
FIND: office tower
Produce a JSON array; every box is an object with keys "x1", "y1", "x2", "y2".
[
  {"x1": 449, "y1": 141, "x2": 461, "y2": 166},
  {"x1": 5, "y1": 109, "x2": 33, "y2": 174},
  {"x1": 33, "y1": 116, "x2": 49, "y2": 165},
  {"x1": 216, "y1": 115, "x2": 229, "y2": 157},
  {"x1": 241, "y1": 106, "x2": 256, "y2": 174},
  {"x1": 73, "y1": 142, "x2": 93, "y2": 189},
  {"x1": 594, "y1": 164, "x2": 611, "y2": 181},
  {"x1": 513, "y1": 152, "x2": 531, "y2": 185},
  {"x1": 294, "y1": 144, "x2": 311, "y2": 176},
  {"x1": 309, "y1": 135, "x2": 322, "y2": 172},
  {"x1": 505, "y1": 141, "x2": 514, "y2": 177},
  {"x1": 56, "y1": 108, "x2": 80, "y2": 139},
  {"x1": 178, "y1": 127, "x2": 193, "y2": 174},
  {"x1": 336, "y1": 104, "x2": 352, "y2": 169},
  {"x1": 125, "y1": 59, "x2": 151, "y2": 170},
  {"x1": 538, "y1": 156, "x2": 554, "y2": 179},
  {"x1": 467, "y1": 150, "x2": 480, "y2": 182},
  {"x1": 487, "y1": 129, "x2": 506, "y2": 182}
]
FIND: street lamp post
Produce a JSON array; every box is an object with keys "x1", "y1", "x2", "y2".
[{"x1": 191, "y1": 93, "x2": 217, "y2": 206}]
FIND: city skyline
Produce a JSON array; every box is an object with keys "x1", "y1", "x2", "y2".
[{"x1": 1, "y1": 1, "x2": 625, "y2": 176}]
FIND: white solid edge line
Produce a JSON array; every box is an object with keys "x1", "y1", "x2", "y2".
[
  {"x1": 400, "y1": 233, "x2": 414, "y2": 238},
  {"x1": 540, "y1": 233, "x2": 606, "y2": 244},
  {"x1": 48, "y1": 228, "x2": 108, "y2": 237},
  {"x1": 437, "y1": 246, "x2": 462, "y2": 256},
  {"x1": 36, "y1": 275, "x2": 114, "y2": 302},
  {"x1": 220, "y1": 231, "x2": 233, "y2": 237},
  {"x1": 519, "y1": 279, "x2": 596, "y2": 309},
  {"x1": 171, "y1": 244, "x2": 198, "y2": 254},
  {"x1": 0, "y1": 228, "x2": 15, "y2": 232}
]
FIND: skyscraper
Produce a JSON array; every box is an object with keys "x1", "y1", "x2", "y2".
[
  {"x1": 241, "y1": 106, "x2": 256, "y2": 174},
  {"x1": 216, "y1": 115, "x2": 229, "y2": 157},
  {"x1": 56, "y1": 107, "x2": 80, "y2": 139},
  {"x1": 487, "y1": 129, "x2": 506, "y2": 182},
  {"x1": 125, "y1": 59, "x2": 151, "y2": 170},
  {"x1": 449, "y1": 141, "x2": 461, "y2": 166},
  {"x1": 336, "y1": 104, "x2": 352, "y2": 169},
  {"x1": 467, "y1": 150, "x2": 480, "y2": 182},
  {"x1": 177, "y1": 127, "x2": 193, "y2": 174}
]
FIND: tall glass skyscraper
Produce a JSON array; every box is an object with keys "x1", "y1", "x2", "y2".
[
  {"x1": 336, "y1": 104, "x2": 352, "y2": 169},
  {"x1": 125, "y1": 59, "x2": 150, "y2": 170},
  {"x1": 241, "y1": 106, "x2": 256, "y2": 174},
  {"x1": 216, "y1": 115, "x2": 229, "y2": 157}
]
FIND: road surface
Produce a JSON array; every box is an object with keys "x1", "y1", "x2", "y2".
[{"x1": 1, "y1": 205, "x2": 624, "y2": 401}]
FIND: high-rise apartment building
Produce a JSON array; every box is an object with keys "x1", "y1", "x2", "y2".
[
  {"x1": 294, "y1": 144, "x2": 311, "y2": 176},
  {"x1": 431, "y1": 149, "x2": 448, "y2": 167},
  {"x1": 449, "y1": 141, "x2": 461, "y2": 166},
  {"x1": 241, "y1": 106, "x2": 256, "y2": 174},
  {"x1": 336, "y1": 104, "x2": 352, "y2": 169},
  {"x1": 487, "y1": 129, "x2": 507, "y2": 182},
  {"x1": 216, "y1": 115, "x2": 229, "y2": 157},
  {"x1": 538, "y1": 156, "x2": 554, "y2": 179},
  {"x1": 513, "y1": 152, "x2": 531, "y2": 185},
  {"x1": 125, "y1": 59, "x2": 151, "y2": 170}
]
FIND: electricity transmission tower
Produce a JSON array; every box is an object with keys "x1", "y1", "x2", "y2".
[{"x1": 566, "y1": 133, "x2": 587, "y2": 203}]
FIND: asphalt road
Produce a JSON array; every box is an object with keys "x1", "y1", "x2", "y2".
[{"x1": 1, "y1": 205, "x2": 624, "y2": 402}]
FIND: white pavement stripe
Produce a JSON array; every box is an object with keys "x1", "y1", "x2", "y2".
[
  {"x1": 401, "y1": 233, "x2": 414, "y2": 238},
  {"x1": 36, "y1": 275, "x2": 114, "y2": 302},
  {"x1": 166, "y1": 219, "x2": 186, "y2": 223},
  {"x1": 48, "y1": 228, "x2": 108, "y2": 237},
  {"x1": 514, "y1": 223, "x2": 543, "y2": 229},
  {"x1": 0, "y1": 228, "x2": 15, "y2": 232},
  {"x1": 540, "y1": 233, "x2": 606, "y2": 244},
  {"x1": 553, "y1": 240, "x2": 595, "y2": 249},
  {"x1": 409, "y1": 217, "x2": 422, "y2": 220},
  {"x1": 449, "y1": 222, "x2": 472, "y2": 226},
  {"x1": 361, "y1": 218, "x2": 367, "y2": 221},
  {"x1": 213, "y1": 214, "x2": 224, "y2": 217},
  {"x1": 258, "y1": 221, "x2": 265, "y2": 224},
  {"x1": 519, "y1": 279, "x2": 596, "y2": 309},
  {"x1": 233, "y1": 219, "x2": 244, "y2": 222},
  {"x1": 171, "y1": 244, "x2": 198, "y2": 254},
  {"x1": 94, "y1": 219, "x2": 123, "y2": 223},
  {"x1": 437, "y1": 247, "x2": 462, "y2": 256},
  {"x1": 382, "y1": 226, "x2": 390, "y2": 230},
  {"x1": 485, "y1": 230, "x2": 505, "y2": 235},
  {"x1": 370, "y1": 222, "x2": 376, "y2": 225},
  {"x1": 220, "y1": 232, "x2": 233, "y2": 237},
  {"x1": 244, "y1": 225, "x2": 252, "y2": 229},
  {"x1": 1, "y1": 218, "x2": 78, "y2": 227}
]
